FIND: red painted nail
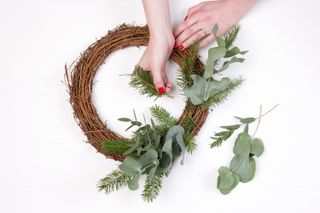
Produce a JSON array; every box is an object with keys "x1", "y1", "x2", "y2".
[
  {"x1": 184, "y1": 16, "x2": 187, "y2": 21},
  {"x1": 178, "y1": 45, "x2": 184, "y2": 51},
  {"x1": 158, "y1": 87, "x2": 165, "y2": 94}
]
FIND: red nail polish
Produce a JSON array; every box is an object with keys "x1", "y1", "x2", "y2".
[
  {"x1": 158, "y1": 87, "x2": 165, "y2": 94},
  {"x1": 178, "y1": 45, "x2": 184, "y2": 51},
  {"x1": 184, "y1": 16, "x2": 187, "y2": 21}
]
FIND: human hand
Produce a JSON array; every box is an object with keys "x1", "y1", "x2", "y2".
[
  {"x1": 137, "y1": 34, "x2": 174, "y2": 94},
  {"x1": 174, "y1": 0, "x2": 257, "y2": 50}
]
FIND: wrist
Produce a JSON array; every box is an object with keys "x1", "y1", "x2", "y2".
[{"x1": 229, "y1": 0, "x2": 257, "y2": 15}]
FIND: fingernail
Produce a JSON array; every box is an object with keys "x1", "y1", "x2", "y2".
[
  {"x1": 157, "y1": 87, "x2": 165, "y2": 94},
  {"x1": 184, "y1": 16, "x2": 187, "y2": 21},
  {"x1": 178, "y1": 45, "x2": 184, "y2": 51}
]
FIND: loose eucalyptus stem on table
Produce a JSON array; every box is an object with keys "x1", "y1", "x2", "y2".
[{"x1": 211, "y1": 104, "x2": 278, "y2": 194}]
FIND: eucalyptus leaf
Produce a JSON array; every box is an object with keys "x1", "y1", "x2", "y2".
[
  {"x1": 162, "y1": 138, "x2": 173, "y2": 160},
  {"x1": 157, "y1": 153, "x2": 172, "y2": 174},
  {"x1": 119, "y1": 157, "x2": 142, "y2": 176},
  {"x1": 165, "y1": 125, "x2": 185, "y2": 152},
  {"x1": 230, "y1": 155, "x2": 256, "y2": 183},
  {"x1": 204, "y1": 47, "x2": 227, "y2": 78},
  {"x1": 183, "y1": 74, "x2": 231, "y2": 105},
  {"x1": 118, "y1": 117, "x2": 131, "y2": 122},
  {"x1": 128, "y1": 175, "x2": 140, "y2": 190},
  {"x1": 147, "y1": 166, "x2": 158, "y2": 182},
  {"x1": 218, "y1": 57, "x2": 245, "y2": 73},
  {"x1": 139, "y1": 149, "x2": 158, "y2": 169},
  {"x1": 225, "y1": 47, "x2": 240, "y2": 58},
  {"x1": 235, "y1": 116, "x2": 256, "y2": 124},
  {"x1": 217, "y1": 167, "x2": 235, "y2": 190},
  {"x1": 219, "y1": 174, "x2": 240, "y2": 195},
  {"x1": 220, "y1": 124, "x2": 241, "y2": 131},
  {"x1": 251, "y1": 138, "x2": 264, "y2": 157},
  {"x1": 212, "y1": 23, "x2": 219, "y2": 35},
  {"x1": 233, "y1": 132, "x2": 251, "y2": 156},
  {"x1": 216, "y1": 36, "x2": 225, "y2": 47}
]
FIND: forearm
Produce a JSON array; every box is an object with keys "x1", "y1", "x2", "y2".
[{"x1": 142, "y1": 0, "x2": 172, "y2": 39}]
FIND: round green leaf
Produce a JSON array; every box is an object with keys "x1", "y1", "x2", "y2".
[
  {"x1": 128, "y1": 175, "x2": 140, "y2": 191},
  {"x1": 139, "y1": 149, "x2": 158, "y2": 169},
  {"x1": 219, "y1": 173, "x2": 240, "y2": 195},
  {"x1": 119, "y1": 157, "x2": 142, "y2": 176},
  {"x1": 233, "y1": 132, "x2": 251, "y2": 156},
  {"x1": 251, "y1": 138, "x2": 264, "y2": 157},
  {"x1": 217, "y1": 167, "x2": 235, "y2": 190},
  {"x1": 230, "y1": 155, "x2": 256, "y2": 183}
]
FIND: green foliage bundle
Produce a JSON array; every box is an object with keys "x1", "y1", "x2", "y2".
[{"x1": 98, "y1": 105, "x2": 194, "y2": 202}]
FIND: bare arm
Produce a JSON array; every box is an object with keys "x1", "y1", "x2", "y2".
[{"x1": 138, "y1": 0, "x2": 175, "y2": 94}]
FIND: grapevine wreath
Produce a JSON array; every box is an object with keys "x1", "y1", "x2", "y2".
[{"x1": 64, "y1": 23, "x2": 275, "y2": 202}]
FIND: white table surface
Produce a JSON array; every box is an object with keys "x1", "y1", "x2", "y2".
[{"x1": 1, "y1": 0, "x2": 320, "y2": 212}]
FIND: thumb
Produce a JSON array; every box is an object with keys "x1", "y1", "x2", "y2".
[{"x1": 151, "y1": 68, "x2": 165, "y2": 94}]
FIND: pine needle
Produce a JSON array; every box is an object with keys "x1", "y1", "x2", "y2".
[
  {"x1": 97, "y1": 169, "x2": 132, "y2": 194},
  {"x1": 201, "y1": 76, "x2": 244, "y2": 109},
  {"x1": 224, "y1": 25, "x2": 240, "y2": 49},
  {"x1": 141, "y1": 174, "x2": 164, "y2": 202},
  {"x1": 101, "y1": 139, "x2": 131, "y2": 154},
  {"x1": 177, "y1": 42, "x2": 200, "y2": 90},
  {"x1": 129, "y1": 65, "x2": 159, "y2": 97},
  {"x1": 150, "y1": 105, "x2": 177, "y2": 127}
]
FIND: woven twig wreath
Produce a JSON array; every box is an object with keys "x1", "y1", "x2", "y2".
[{"x1": 64, "y1": 24, "x2": 209, "y2": 161}]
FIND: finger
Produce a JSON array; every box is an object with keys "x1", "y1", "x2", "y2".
[
  {"x1": 199, "y1": 33, "x2": 215, "y2": 48},
  {"x1": 161, "y1": 70, "x2": 172, "y2": 93},
  {"x1": 173, "y1": 16, "x2": 199, "y2": 38},
  {"x1": 151, "y1": 68, "x2": 165, "y2": 94},
  {"x1": 179, "y1": 29, "x2": 210, "y2": 50},
  {"x1": 186, "y1": 2, "x2": 204, "y2": 18},
  {"x1": 137, "y1": 49, "x2": 151, "y2": 71},
  {"x1": 175, "y1": 23, "x2": 203, "y2": 48}
]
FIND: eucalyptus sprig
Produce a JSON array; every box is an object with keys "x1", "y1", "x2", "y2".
[
  {"x1": 212, "y1": 104, "x2": 278, "y2": 194},
  {"x1": 183, "y1": 24, "x2": 247, "y2": 107}
]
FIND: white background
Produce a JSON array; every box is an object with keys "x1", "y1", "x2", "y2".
[{"x1": 1, "y1": 0, "x2": 320, "y2": 212}]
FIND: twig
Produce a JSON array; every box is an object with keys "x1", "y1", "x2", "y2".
[{"x1": 253, "y1": 105, "x2": 262, "y2": 138}]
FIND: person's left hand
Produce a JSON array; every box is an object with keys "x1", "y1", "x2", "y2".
[{"x1": 173, "y1": 0, "x2": 256, "y2": 50}]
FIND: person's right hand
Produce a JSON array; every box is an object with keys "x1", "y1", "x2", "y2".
[{"x1": 137, "y1": 34, "x2": 175, "y2": 94}]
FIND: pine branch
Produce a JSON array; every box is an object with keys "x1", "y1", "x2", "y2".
[
  {"x1": 224, "y1": 25, "x2": 240, "y2": 49},
  {"x1": 129, "y1": 65, "x2": 159, "y2": 97},
  {"x1": 141, "y1": 174, "x2": 164, "y2": 202},
  {"x1": 97, "y1": 169, "x2": 132, "y2": 194},
  {"x1": 201, "y1": 76, "x2": 244, "y2": 109},
  {"x1": 150, "y1": 105, "x2": 177, "y2": 127},
  {"x1": 177, "y1": 42, "x2": 200, "y2": 90},
  {"x1": 185, "y1": 134, "x2": 197, "y2": 153},
  {"x1": 101, "y1": 139, "x2": 131, "y2": 154}
]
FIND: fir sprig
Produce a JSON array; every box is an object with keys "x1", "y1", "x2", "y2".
[
  {"x1": 129, "y1": 65, "x2": 160, "y2": 98},
  {"x1": 101, "y1": 139, "x2": 131, "y2": 155},
  {"x1": 180, "y1": 114, "x2": 197, "y2": 153},
  {"x1": 97, "y1": 169, "x2": 132, "y2": 194},
  {"x1": 141, "y1": 174, "x2": 164, "y2": 202},
  {"x1": 176, "y1": 41, "x2": 201, "y2": 90},
  {"x1": 150, "y1": 105, "x2": 177, "y2": 127},
  {"x1": 224, "y1": 25, "x2": 240, "y2": 49}
]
